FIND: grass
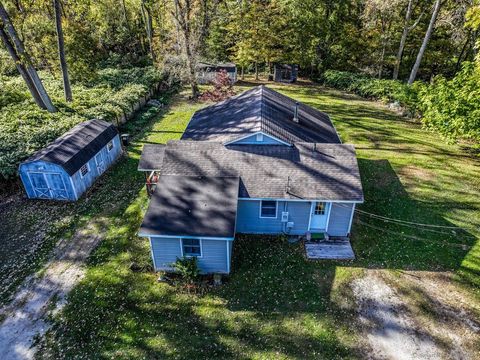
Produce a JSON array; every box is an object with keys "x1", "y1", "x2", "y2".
[{"x1": 3, "y1": 80, "x2": 479, "y2": 358}]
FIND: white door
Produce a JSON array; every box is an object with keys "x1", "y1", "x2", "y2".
[
  {"x1": 95, "y1": 152, "x2": 105, "y2": 175},
  {"x1": 310, "y1": 202, "x2": 329, "y2": 230}
]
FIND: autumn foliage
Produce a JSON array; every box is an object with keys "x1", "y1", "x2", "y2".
[{"x1": 200, "y1": 69, "x2": 235, "y2": 102}]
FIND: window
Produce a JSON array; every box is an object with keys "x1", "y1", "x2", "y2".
[
  {"x1": 107, "y1": 141, "x2": 114, "y2": 151},
  {"x1": 314, "y1": 202, "x2": 326, "y2": 215},
  {"x1": 260, "y1": 200, "x2": 277, "y2": 218},
  {"x1": 80, "y1": 164, "x2": 89, "y2": 177},
  {"x1": 256, "y1": 133, "x2": 264, "y2": 142},
  {"x1": 182, "y1": 239, "x2": 202, "y2": 257}
]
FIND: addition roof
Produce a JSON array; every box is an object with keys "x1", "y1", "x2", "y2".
[{"x1": 139, "y1": 175, "x2": 239, "y2": 238}]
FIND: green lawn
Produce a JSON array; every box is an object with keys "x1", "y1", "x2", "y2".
[{"x1": 33, "y1": 81, "x2": 479, "y2": 359}]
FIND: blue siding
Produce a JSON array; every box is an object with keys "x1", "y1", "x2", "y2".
[
  {"x1": 236, "y1": 200, "x2": 311, "y2": 235},
  {"x1": 70, "y1": 135, "x2": 122, "y2": 199},
  {"x1": 150, "y1": 237, "x2": 230, "y2": 274},
  {"x1": 19, "y1": 162, "x2": 75, "y2": 200},
  {"x1": 151, "y1": 237, "x2": 182, "y2": 270},
  {"x1": 230, "y1": 133, "x2": 287, "y2": 145},
  {"x1": 327, "y1": 203, "x2": 354, "y2": 236},
  {"x1": 198, "y1": 240, "x2": 228, "y2": 273}
]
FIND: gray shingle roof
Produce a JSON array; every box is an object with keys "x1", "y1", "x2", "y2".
[
  {"x1": 138, "y1": 144, "x2": 166, "y2": 171},
  {"x1": 23, "y1": 119, "x2": 118, "y2": 176},
  {"x1": 139, "y1": 175, "x2": 239, "y2": 237},
  {"x1": 181, "y1": 86, "x2": 341, "y2": 144},
  {"x1": 147, "y1": 141, "x2": 363, "y2": 202}
]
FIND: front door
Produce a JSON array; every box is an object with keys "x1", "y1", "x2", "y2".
[
  {"x1": 29, "y1": 172, "x2": 51, "y2": 199},
  {"x1": 95, "y1": 152, "x2": 105, "y2": 175},
  {"x1": 310, "y1": 202, "x2": 329, "y2": 230}
]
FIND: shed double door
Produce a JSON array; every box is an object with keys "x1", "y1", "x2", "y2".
[{"x1": 29, "y1": 172, "x2": 68, "y2": 200}]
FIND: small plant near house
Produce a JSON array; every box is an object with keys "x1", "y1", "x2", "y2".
[
  {"x1": 200, "y1": 69, "x2": 235, "y2": 102},
  {"x1": 172, "y1": 256, "x2": 200, "y2": 288}
]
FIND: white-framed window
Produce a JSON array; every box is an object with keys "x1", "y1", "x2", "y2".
[
  {"x1": 260, "y1": 200, "x2": 277, "y2": 218},
  {"x1": 314, "y1": 202, "x2": 326, "y2": 215},
  {"x1": 107, "y1": 140, "x2": 114, "y2": 152},
  {"x1": 182, "y1": 238, "x2": 202, "y2": 257},
  {"x1": 80, "y1": 163, "x2": 89, "y2": 177}
]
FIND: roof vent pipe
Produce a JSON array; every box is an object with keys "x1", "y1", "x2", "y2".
[{"x1": 293, "y1": 102, "x2": 299, "y2": 123}]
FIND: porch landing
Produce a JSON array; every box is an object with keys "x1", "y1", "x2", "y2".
[{"x1": 305, "y1": 239, "x2": 355, "y2": 260}]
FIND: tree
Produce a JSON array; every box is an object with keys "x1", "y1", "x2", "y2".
[
  {"x1": 393, "y1": 0, "x2": 424, "y2": 80},
  {"x1": 54, "y1": 0, "x2": 72, "y2": 101},
  {"x1": 408, "y1": 0, "x2": 442, "y2": 84},
  {"x1": 0, "y1": 2, "x2": 56, "y2": 112},
  {"x1": 172, "y1": 0, "x2": 201, "y2": 98},
  {"x1": 141, "y1": 0, "x2": 156, "y2": 62}
]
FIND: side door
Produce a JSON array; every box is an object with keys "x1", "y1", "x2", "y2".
[
  {"x1": 95, "y1": 151, "x2": 106, "y2": 175},
  {"x1": 44, "y1": 173, "x2": 68, "y2": 200},
  {"x1": 310, "y1": 202, "x2": 329, "y2": 230},
  {"x1": 28, "y1": 172, "x2": 51, "y2": 199}
]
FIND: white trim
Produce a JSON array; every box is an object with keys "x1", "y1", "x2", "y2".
[
  {"x1": 149, "y1": 237, "x2": 157, "y2": 271},
  {"x1": 307, "y1": 201, "x2": 314, "y2": 230},
  {"x1": 224, "y1": 131, "x2": 292, "y2": 146},
  {"x1": 180, "y1": 238, "x2": 203, "y2": 258},
  {"x1": 325, "y1": 202, "x2": 332, "y2": 232},
  {"x1": 259, "y1": 200, "x2": 278, "y2": 218},
  {"x1": 69, "y1": 176, "x2": 78, "y2": 200},
  {"x1": 226, "y1": 241, "x2": 230, "y2": 273},
  {"x1": 240, "y1": 197, "x2": 363, "y2": 204},
  {"x1": 347, "y1": 203, "x2": 356, "y2": 235},
  {"x1": 138, "y1": 233, "x2": 234, "y2": 240},
  {"x1": 27, "y1": 171, "x2": 51, "y2": 199}
]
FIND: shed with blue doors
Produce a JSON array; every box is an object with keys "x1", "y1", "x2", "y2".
[{"x1": 19, "y1": 119, "x2": 122, "y2": 201}]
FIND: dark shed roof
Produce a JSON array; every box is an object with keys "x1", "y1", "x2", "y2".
[
  {"x1": 139, "y1": 175, "x2": 239, "y2": 237},
  {"x1": 24, "y1": 119, "x2": 118, "y2": 176},
  {"x1": 182, "y1": 86, "x2": 341, "y2": 144},
  {"x1": 138, "y1": 144, "x2": 166, "y2": 171}
]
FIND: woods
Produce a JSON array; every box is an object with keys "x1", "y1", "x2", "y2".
[{"x1": 0, "y1": 0, "x2": 479, "y2": 182}]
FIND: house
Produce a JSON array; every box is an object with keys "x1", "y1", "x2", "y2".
[
  {"x1": 19, "y1": 119, "x2": 122, "y2": 201},
  {"x1": 197, "y1": 62, "x2": 237, "y2": 84},
  {"x1": 273, "y1": 64, "x2": 298, "y2": 83},
  {"x1": 138, "y1": 86, "x2": 363, "y2": 274}
]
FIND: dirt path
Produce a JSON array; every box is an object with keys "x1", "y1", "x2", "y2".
[
  {"x1": 0, "y1": 220, "x2": 105, "y2": 360},
  {"x1": 352, "y1": 271, "x2": 442, "y2": 360}
]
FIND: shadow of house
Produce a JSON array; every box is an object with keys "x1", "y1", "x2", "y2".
[{"x1": 352, "y1": 158, "x2": 476, "y2": 272}]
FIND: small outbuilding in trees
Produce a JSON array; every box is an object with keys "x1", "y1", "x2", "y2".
[
  {"x1": 196, "y1": 62, "x2": 237, "y2": 84},
  {"x1": 273, "y1": 64, "x2": 298, "y2": 83},
  {"x1": 19, "y1": 119, "x2": 122, "y2": 201}
]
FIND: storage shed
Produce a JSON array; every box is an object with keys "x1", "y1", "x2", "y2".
[
  {"x1": 273, "y1": 64, "x2": 298, "y2": 83},
  {"x1": 197, "y1": 62, "x2": 237, "y2": 84},
  {"x1": 19, "y1": 119, "x2": 122, "y2": 201}
]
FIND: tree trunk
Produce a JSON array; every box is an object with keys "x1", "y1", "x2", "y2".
[
  {"x1": 241, "y1": 66, "x2": 244, "y2": 80},
  {"x1": 0, "y1": 3, "x2": 56, "y2": 112},
  {"x1": 0, "y1": 27, "x2": 46, "y2": 108},
  {"x1": 393, "y1": 0, "x2": 414, "y2": 80},
  {"x1": 141, "y1": 1, "x2": 155, "y2": 62},
  {"x1": 255, "y1": 61, "x2": 258, "y2": 80},
  {"x1": 54, "y1": 0, "x2": 72, "y2": 101},
  {"x1": 408, "y1": 0, "x2": 441, "y2": 85}
]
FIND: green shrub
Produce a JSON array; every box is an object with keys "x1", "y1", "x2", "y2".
[
  {"x1": 0, "y1": 66, "x2": 169, "y2": 180},
  {"x1": 321, "y1": 70, "x2": 423, "y2": 114},
  {"x1": 419, "y1": 62, "x2": 480, "y2": 144},
  {"x1": 172, "y1": 257, "x2": 200, "y2": 284}
]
